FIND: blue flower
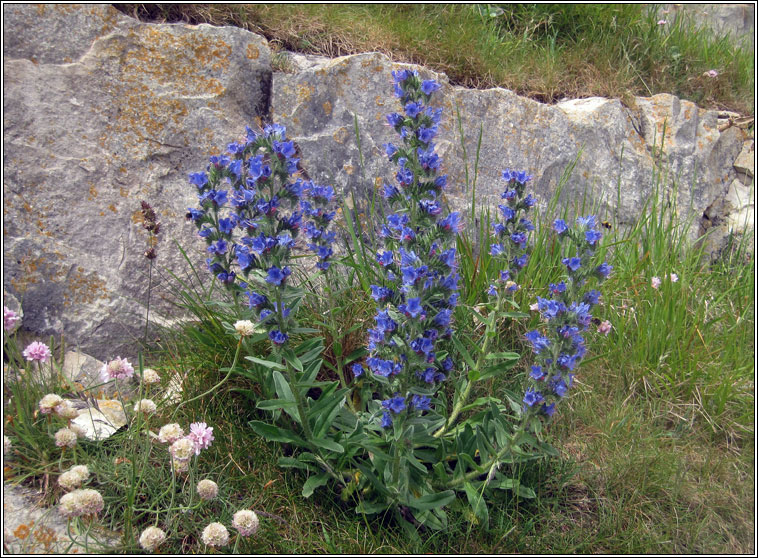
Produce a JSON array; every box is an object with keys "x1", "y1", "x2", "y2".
[
  {"x1": 269, "y1": 330, "x2": 289, "y2": 345},
  {"x1": 247, "y1": 291, "x2": 268, "y2": 308},
  {"x1": 376, "y1": 251, "x2": 394, "y2": 267},
  {"x1": 585, "y1": 229, "x2": 603, "y2": 245},
  {"x1": 189, "y1": 172, "x2": 208, "y2": 188},
  {"x1": 553, "y1": 219, "x2": 568, "y2": 234},
  {"x1": 576, "y1": 215, "x2": 597, "y2": 229},
  {"x1": 530, "y1": 365, "x2": 546, "y2": 381},
  {"x1": 386, "y1": 113, "x2": 404, "y2": 127},
  {"x1": 523, "y1": 389, "x2": 544, "y2": 407},
  {"x1": 381, "y1": 411, "x2": 393, "y2": 428},
  {"x1": 265, "y1": 266, "x2": 291, "y2": 286},
  {"x1": 490, "y1": 243, "x2": 505, "y2": 256},
  {"x1": 439, "y1": 212, "x2": 463, "y2": 233},
  {"x1": 382, "y1": 394, "x2": 407, "y2": 414},
  {"x1": 421, "y1": 80, "x2": 441, "y2": 95},
  {"x1": 487, "y1": 284, "x2": 498, "y2": 296},
  {"x1": 351, "y1": 363, "x2": 364, "y2": 377},
  {"x1": 405, "y1": 297, "x2": 424, "y2": 318},
  {"x1": 525, "y1": 330, "x2": 550, "y2": 354},
  {"x1": 404, "y1": 101, "x2": 423, "y2": 118},
  {"x1": 562, "y1": 256, "x2": 582, "y2": 272},
  {"x1": 596, "y1": 262, "x2": 612, "y2": 279},
  {"x1": 411, "y1": 394, "x2": 432, "y2": 411},
  {"x1": 186, "y1": 207, "x2": 204, "y2": 222}
]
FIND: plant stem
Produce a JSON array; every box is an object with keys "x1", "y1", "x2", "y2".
[
  {"x1": 447, "y1": 420, "x2": 527, "y2": 489},
  {"x1": 171, "y1": 338, "x2": 243, "y2": 421},
  {"x1": 434, "y1": 294, "x2": 503, "y2": 437},
  {"x1": 143, "y1": 259, "x2": 153, "y2": 347}
]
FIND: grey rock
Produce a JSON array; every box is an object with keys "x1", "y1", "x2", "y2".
[
  {"x1": 272, "y1": 52, "x2": 746, "y2": 246},
  {"x1": 70, "y1": 399, "x2": 128, "y2": 441},
  {"x1": 3, "y1": 482, "x2": 119, "y2": 553},
  {"x1": 3, "y1": 4, "x2": 272, "y2": 361},
  {"x1": 655, "y1": 4, "x2": 755, "y2": 48},
  {"x1": 734, "y1": 140, "x2": 754, "y2": 178}
]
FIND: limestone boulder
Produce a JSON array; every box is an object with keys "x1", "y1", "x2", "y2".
[
  {"x1": 3, "y1": 4, "x2": 272, "y2": 361},
  {"x1": 271, "y1": 52, "x2": 746, "y2": 246}
]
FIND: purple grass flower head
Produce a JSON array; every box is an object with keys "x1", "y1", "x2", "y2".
[
  {"x1": 4, "y1": 307, "x2": 21, "y2": 332},
  {"x1": 188, "y1": 422, "x2": 214, "y2": 455},
  {"x1": 101, "y1": 357, "x2": 134, "y2": 381},
  {"x1": 23, "y1": 341, "x2": 51, "y2": 363}
]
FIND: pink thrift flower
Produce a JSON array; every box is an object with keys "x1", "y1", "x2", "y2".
[
  {"x1": 597, "y1": 320, "x2": 612, "y2": 336},
  {"x1": 670, "y1": 273, "x2": 679, "y2": 283},
  {"x1": 657, "y1": 19, "x2": 667, "y2": 25},
  {"x1": 4, "y1": 307, "x2": 20, "y2": 331},
  {"x1": 23, "y1": 341, "x2": 51, "y2": 363},
  {"x1": 704, "y1": 69, "x2": 719, "y2": 78},
  {"x1": 651, "y1": 276, "x2": 662, "y2": 289},
  {"x1": 100, "y1": 357, "x2": 134, "y2": 382},
  {"x1": 188, "y1": 422, "x2": 214, "y2": 455}
]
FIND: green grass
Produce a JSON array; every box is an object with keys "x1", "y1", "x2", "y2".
[
  {"x1": 3, "y1": 11, "x2": 754, "y2": 548},
  {"x1": 115, "y1": 3, "x2": 754, "y2": 114}
]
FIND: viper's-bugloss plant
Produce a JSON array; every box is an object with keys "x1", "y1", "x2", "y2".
[
  {"x1": 186, "y1": 124, "x2": 337, "y2": 348},
  {"x1": 523, "y1": 216, "x2": 611, "y2": 429},
  {"x1": 178, "y1": 74, "x2": 612, "y2": 534},
  {"x1": 354, "y1": 69, "x2": 461, "y2": 431}
]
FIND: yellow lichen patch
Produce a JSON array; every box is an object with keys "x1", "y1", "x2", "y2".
[
  {"x1": 119, "y1": 187, "x2": 129, "y2": 198},
  {"x1": 297, "y1": 83, "x2": 315, "y2": 102},
  {"x1": 108, "y1": 204, "x2": 117, "y2": 213},
  {"x1": 13, "y1": 523, "x2": 32, "y2": 540},
  {"x1": 343, "y1": 164, "x2": 354, "y2": 175},
  {"x1": 246, "y1": 43, "x2": 260, "y2": 60},
  {"x1": 88, "y1": 185, "x2": 98, "y2": 200},
  {"x1": 63, "y1": 267, "x2": 109, "y2": 307},
  {"x1": 322, "y1": 101, "x2": 332, "y2": 116},
  {"x1": 33, "y1": 525, "x2": 60, "y2": 553},
  {"x1": 333, "y1": 127, "x2": 348, "y2": 144},
  {"x1": 375, "y1": 95, "x2": 384, "y2": 107}
]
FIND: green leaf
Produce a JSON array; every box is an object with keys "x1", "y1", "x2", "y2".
[
  {"x1": 485, "y1": 351, "x2": 520, "y2": 361},
  {"x1": 282, "y1": 348, "x2": 304, "y2": 372},
  {"x1": 355, "y1": 499, "x2": 390, "y2": 515},
  {"x1": 311, "y1": 437, "x2": 344, "y2": 453},
  {"x1": 248, "y1": 420, "x2": 306, "y2": 446},
  {"x1": 408, "y1": 490, "x2": 456, "y2": 511},
  {"x1": 245, "y1": 356, "x2": 285, "y2": 370},
  {"x1": 302, "y1": 472, "x2": 331, "y2": 498},
  {"x1": 256, "y1": 399, "x2": 298, "y2": 411},
  {"x1": 477, "y1": 360, "x2": 518, "y2": 382},
  {"x1": 464, "y1": 482, "x2": 489, "y2": 526},
  {"x1": 277, "y1": 456, "x2": 312, "y2": 470},
  {"x1": 502, "y1": 311, "x2": 529, "y2": 319},
  {"x1": 452, "y1": 336, "x2": 476, "y2": 370}
]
